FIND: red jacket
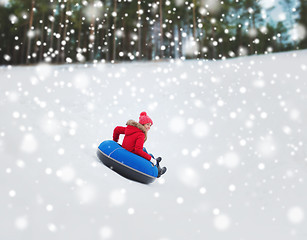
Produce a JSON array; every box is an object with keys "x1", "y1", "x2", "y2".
[{"x1": 113, "y1": 120, "x2": 151, "y2": 161}]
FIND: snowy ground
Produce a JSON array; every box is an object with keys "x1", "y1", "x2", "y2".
[{"x1": 1, "y1": 50, "x2": 307, "y2": 240}]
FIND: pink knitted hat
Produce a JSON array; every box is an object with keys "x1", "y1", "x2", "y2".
[{"x1": 139, "y1": 112, "x2": 153, "y2": 125}]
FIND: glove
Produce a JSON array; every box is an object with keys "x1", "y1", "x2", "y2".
[{"x1": 150, "y1": 158, "x2": 157, "y2": 166}]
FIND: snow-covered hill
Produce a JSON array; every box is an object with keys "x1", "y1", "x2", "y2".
[{"x1": 1, "y1": 50, "x2": 307, "y2": 240}]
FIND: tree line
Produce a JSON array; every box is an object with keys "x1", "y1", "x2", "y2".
[{"x1": 0, "y1": 0, "x2": 306, "y2": 65}]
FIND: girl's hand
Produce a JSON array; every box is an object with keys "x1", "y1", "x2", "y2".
[{"x1": 150, "y1": 158, "x2": 157, "y2": 166}]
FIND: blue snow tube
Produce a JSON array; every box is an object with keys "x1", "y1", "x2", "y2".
[{"x1": 97, "y1": 140, "x2": 158, "y2": 184}]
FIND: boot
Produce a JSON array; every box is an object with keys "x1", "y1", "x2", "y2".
[
  {"x1": 155, "y1": 157, "x2": 162, "y2": 167},
  {"x1": 157, "y1": 167, "x2": 167, "y2": 178},
  {"x1": 156, "y1": 157, "x2": 162, "y2": 163}
]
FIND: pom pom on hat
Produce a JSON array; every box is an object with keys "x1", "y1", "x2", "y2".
[{"x1": 139, "y1": 112, "x2": 153, "y2": 125}]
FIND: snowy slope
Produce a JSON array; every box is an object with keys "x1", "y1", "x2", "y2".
[{"x1": 1, "y1": 50, "x2": 307, "y2": 240}]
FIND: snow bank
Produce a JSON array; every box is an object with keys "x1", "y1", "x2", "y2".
[{"x1": 1, "y1": 50, "x2": 307, "y2": 240}]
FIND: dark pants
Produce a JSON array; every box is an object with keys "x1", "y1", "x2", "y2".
[
  {"x1": 143, "y1": 147, "x2": 155, "y2": 159},
  {"x1": 143, "y1": 147, "x2": 162, "y2": 170}
]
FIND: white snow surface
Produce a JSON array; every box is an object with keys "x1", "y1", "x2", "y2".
[{"x1": 1, "y1": 50, "x2": 307, "y2": 239}]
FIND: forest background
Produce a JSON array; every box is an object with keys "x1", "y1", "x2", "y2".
[{"x1": 0, "y1": 0, "x2": 306, "y2": 65}]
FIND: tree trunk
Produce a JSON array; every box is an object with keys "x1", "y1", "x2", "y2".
[
  {"x1": 142, "y1": 17, "x2": 149, "y2": 60},
  {"x1": 89, "y1": 19, "x2": 96, "y2": 61},
  {"x1": 120, "y1": 17, "x2": 125, "y2": 60},
  {"x1": 21, "y1": 25, "x2": 28, "y2": 64},
  {"x1": 6, "y1": 30, "x2": 13, "y2": 64},
  {"x1": 236, "y1": 25, "x2": 242, "y2": 57},
  {"x1": 56, "y1": 4, "x2": 64, "y2": 63},
  {"x1": 49, "y1": 8, "x2": 55, "y2": 52},
  {"x1": 137, "y1": 1, "x2": 141, "y2": 60},
  {"x1": 124, "y1": 22, "x2": 132, "y2": 60},
  {"x1": 61, "y1": 0, "x2": 70, "y2": 63},
  {"x1": 192, "y1": 0, "x2": 196, "y2": 40},
  {"x1": 77, "y1": 14, "x2": 82, "y2": 50},
  {"x1": 12, "y1": 28, "x2": 20, "y2": 64},
  {"x1": 99, "y1": 18, "x2": 106, "y2": 60},
  {"x1": 199, "y1": 16, "x2": 205, "y2": 59},
  {"x1": 26, "y1": 0, "x2": 36, "y2": 64},
  {"x1": 159, "y1": 0, "x2": 163, "y2": 58},
  {"x1": 106, "y1": 7, "x2": 111, "y2": 61},
  {"x1": 178, "y1": 23, "x2": 183, "y2": 59},
  {"x1": 33, "y1": 21, "x2": 40, "y2": 63},
  {"x1": 112, "y1": 0, "x2": 117, "y2": 61},
  {"x1": 39, "y1": 11, "x2": 45, "y2": 62},
  {"x1": 211, "y1": 25, "x2": 216, "y2": 59}
]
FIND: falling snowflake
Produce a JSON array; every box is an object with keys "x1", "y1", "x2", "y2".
[
  {"x1": 287, "y1": 207, "x2": 304, "y2": 224},
  {"x1": 213, "y1": 214, "x2": 231, "y2": 231},
  {"x1": 109, "y1": 189, "x2": 127, "y2": 206},
  {"x1": 99, "y1": 226, "x2": 113, "y2": 239},
  {"x1": 15, "y1": 216, "x2": 28, "y2": 230},
  {"x1": 217, "y1": 152, "x2": 240, "y2": 169},
  {"x1": 169, "y1": 116, "x2": 186, "y2": 134},
  {"x1": 20, "y1": 134, "x2": 38, "y2": 153}
]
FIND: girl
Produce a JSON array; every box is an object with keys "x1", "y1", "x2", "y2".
[{"x1": 113, "y1": 112, "x2": 167, "y2": 178}]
